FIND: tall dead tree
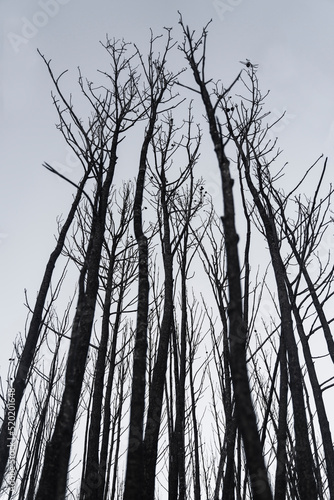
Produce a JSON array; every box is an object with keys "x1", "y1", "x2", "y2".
[
  {"x1": 178, "y1": 17, "x2": 273, "y2": 499},
  {"x1": 35, "y1": 40, "x2": 143, "y2": 500},
  {"x1": 123, "y1": 29, "x2": 183, "y2": 500},
  {"x1": 221, "y1": 66, "x2": 319, "y2": 499},
  {"x1": 1, "y1": 19, "x2": 333, "y2": 500}
]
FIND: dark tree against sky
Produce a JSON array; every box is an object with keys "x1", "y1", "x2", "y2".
[{"x1": 0, "y1": 20, "x2": 333, "y2": 500}]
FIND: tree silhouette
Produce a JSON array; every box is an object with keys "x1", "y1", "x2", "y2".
[{"x1": 1, "y1": 19, "x2": 333, "y2": 500}]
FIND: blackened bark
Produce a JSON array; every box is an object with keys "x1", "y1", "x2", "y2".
[
  {"x1": 174, "y1": 237, "x2": 187, "y2": 500},
  {"x1": 143, "y1": 164, "x2": 174, "y2": 500},
  {"x1": 123, "y1": 111, "x2": 156, "y2": 500},
  {"x1": 180, "y1": 21, "x2": 273, "y2": 499},
  {"x1": 124, "y1": 31, "x2": 177, "y2": 495},
  {"x1": 278, "y1": 160, "x2": 334, "y2": 365},
  {"x1": 222, "y1": 323, "x2": 236, "y2": 500},
  {"x1": 80, "y1": 191, "x2": 133, "y2": 500},
  {"x1": 169, "y1": 322, "x2": 180, "y2": 500},
  {"x1": 98, "y1": 279, "x2": 126, "y2": 500},
  {"x1": 18, "y1": 337, "x2": 61, "y2": 500},
  {"x1": 189, "y1": 348, "x2": 201, "y2": 500},
  {"x1": 238, "y1": 154, "x2": 317, "y2": 499},
  {"x1": 269, "y1": 240, "x2": 317, "y2": 500},
  {"x1": 0, "y1": 169, "x2": 90, "y2": 486},
  {"x1": 213, "y1": 259, "x2": 236, "y2": 500},
  {"x1": 80, "y1": 240, "x2": 117, "y2": 500},
  {"x1": 35, "y1": 140, "x2": 118, "y2": 500},
  {"x1": 221, "y1": 420, "x2": 237, "y2": 500},
  {"x1": 287, "y1": 280, "x2": 334, "y2": 498},
  {"x1": 274, "y1": 340, "x2": 288, "y2": 500}
]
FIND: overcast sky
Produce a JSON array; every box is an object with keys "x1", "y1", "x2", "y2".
[{"x1": 1, "y1": 0, "x2": 334, "y2": 379}]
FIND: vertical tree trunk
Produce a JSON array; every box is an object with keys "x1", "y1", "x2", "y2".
[
  {"x1": 0, "y1": 170, "x2": 91, "y2": 487},
  {"x1": 124, "y1": 31, "x2": 178, "y2": 497},
  {"x1": 287, "y1": 281, "x2": 334, "y2": 497},
  {"x1": 174, "y1": 238, "x2": 187, "y2": 500},
  {"x1": 274, "y1": 341, "x2": 288, "y2": 500},
  {"x1": 35, "y1": 141, "x2": 119, "y2": 500},
  {"x1": 143, "y1": 161, "x2": 174, "y2": 500},
  {"x1": 80, "y1": 193, "x2": 132, "y2": 500},
  {"x1": 123, "y1": 113, "x2": 156, "y2": 500},
  {"x1": 239, "y1": 155, "x2": 317, "y2": 499},
  {"x1": 180, "y1": 21, "x2": 273, "y2": 498},
  {"x1": 99, "y1": 282, "x2": 127, "y2": 500}
]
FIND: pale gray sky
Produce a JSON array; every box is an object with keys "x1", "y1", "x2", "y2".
[{"x1": 1, "y1": 0, "x2": 334, "y2": 379}]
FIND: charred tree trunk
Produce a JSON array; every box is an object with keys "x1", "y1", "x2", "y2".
[
  {"x1": 123, "y1": 113, "x2": 156, "y2": 500},
  {"x1": 179, "y1": 19, "x2": 273, "y2": 499},
  {"x1": 35, "y1": 138, "x2": 119, "y2": 500},
  {"x1": 238, "y1": 151, "x2": 317, "y2": 499},
  {"x1": 80, "y1": 191, "x2": 132, "y2": 500},
  {"x1": 274, "y1": 340, "x2": 288, "y2": 500},
  {"x1": 0, "y1": 168, "x2": 91, "y2": 486}
]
